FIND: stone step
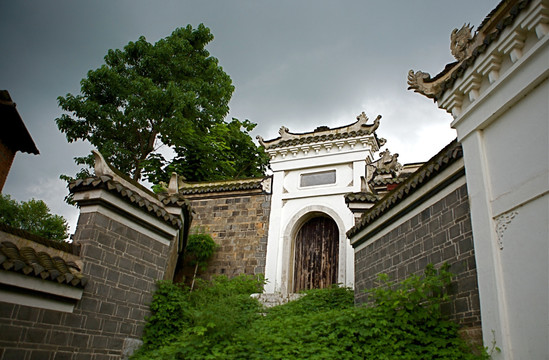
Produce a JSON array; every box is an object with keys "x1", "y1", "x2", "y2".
[{"x1": 251, "y1": 292, "x2": 304, "y2": 308}]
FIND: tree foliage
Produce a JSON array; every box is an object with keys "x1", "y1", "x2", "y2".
[
  {"x1": 185, "y1": 233, "x2": 218, "y2": 290},
  {"x1": 56, "y1": 24, "x2": 268, "y2": 183},
  {"x1": 0, "y1": 194, "x2": 69, "y2": 241}
]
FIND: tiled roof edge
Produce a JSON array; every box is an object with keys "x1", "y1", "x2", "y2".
[
  {"x1": 179, "y1": 177, "x2": 268, "y2": 195},
  {"x1": 344, "y1": 192, "x2": 379, "y2": 203},
  {"x1": 69, "y1": 176, "x2": 184, "y2": 229},
  {"x1": 0, "y1": 240, "x2": 87, "y2": 288},
  {"x1": 259, "y1": 112, "x2": 381, "y2": 150},
  {"x1": 347, "y1": 139, "x2": 463, "y2": 238}
]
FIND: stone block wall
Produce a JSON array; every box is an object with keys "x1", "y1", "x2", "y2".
[
  {"x1": 184, "y1": 190, "x2": 271, "y2": 280},
  {"x1": 354, "y1": 184, "x2": 481, "y2": 339},
  {"x1": 0, "y1": 151, "x2": 189, "y2": 360},
  {"x1": 0, "y1": 211, "x2": 174, "y2": 360}
]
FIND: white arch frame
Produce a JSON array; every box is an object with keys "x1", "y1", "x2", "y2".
[{"x1": 279, "y1": 205, "x2": 348, "y2": 294}]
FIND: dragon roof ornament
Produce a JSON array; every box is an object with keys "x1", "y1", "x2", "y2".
[
  {"x1": 407, "y1": 24, "x2": 476, "y2": 100},
  {"x1": 407, "y1": 0, "x2": 537, "y2": 103},
  {"x1": 451, "y1": 24, "x2": 475, "y2": 62}
]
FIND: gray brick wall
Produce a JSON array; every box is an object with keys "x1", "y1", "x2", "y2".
[
  {"x1": 183, "y1": 191, "x2": 271, "y2": 280},
  {"x1": 0, "y1": 212, "x2": 174, "y2": 360},
  {"x1": 354, "y1": 184, "x2": 481, "y2": 340}
]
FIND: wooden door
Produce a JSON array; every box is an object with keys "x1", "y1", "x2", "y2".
[{"x1": 293, "y1": 216, "x2": 339, "y2": 292}]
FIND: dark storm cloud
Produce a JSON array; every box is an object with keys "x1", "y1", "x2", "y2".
[{"x1": 0, "y1": 1, "x2": 499, "y2": 231}]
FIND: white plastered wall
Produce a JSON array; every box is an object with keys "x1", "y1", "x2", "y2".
[{"x1": 439, "y1": 3, "x2": 549, "y2": 357}]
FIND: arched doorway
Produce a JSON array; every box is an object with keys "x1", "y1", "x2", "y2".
[{"x1": 293, "y1": 215, "x2": 339, "y2": 292}]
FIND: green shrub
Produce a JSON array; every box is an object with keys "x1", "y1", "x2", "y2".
[
  {"x1": 134, "y1": 274, "x2": 265, "y2": 359},
  {"x1": 185, "y1": 233, "x2": 218, "y2": 289},
  {"x1": 133, "y1": 266, "x2": 488, "y2": 359},
  {"x1": 266, "y1": 284, "x2": 354, "y2": 317}
]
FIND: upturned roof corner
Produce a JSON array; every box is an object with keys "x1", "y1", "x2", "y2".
[{"x1": 407, "y1": 0, "x2": 536, "y2": 104}]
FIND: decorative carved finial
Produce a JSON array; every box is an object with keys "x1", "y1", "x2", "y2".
[
  {"x1": 364, "y1": 115, "x2": 381, "y2": 134},
  {"x1": 356, "y1": 111, "x2": 369, "y2": 123},
  {"x1": 378, "y1": 138, "x2": 387, "y2": 147},
  {"x1": 407, "y1": 70, "x2": 438, "y2": 99},
  {"x1": 168, "y1": 173, "x2": 179, "y2": 194},
  {"x1": 278, "y1": 126, "x2": 291, "y2": 140},
  {"x1": 256, "y1": 135, "x2": 266, "y2": 148},
  {"x1": 92, "y1": 150, "x2": 112, "y2": 177},
  {"x1": 261, "y1": 177, "x2": 272, "y2": 194},
  {"x1": 451, "y1": 24, "x2": 474, "y2": 61},
  {"x1": 167, "y1": 172, "x2": 187, "y2": 194},
  {"x1": 377, "y1": 149, "x2": 402, "y2": 175},
  {"x1": 357, "y1": 112, "x2": 381, "y2": 134}
]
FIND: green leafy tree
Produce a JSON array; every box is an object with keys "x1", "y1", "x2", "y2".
[
  {"x1": 56, "y1": 24, "x2": 268, "y2": 183},
  {"x1": 185, "y1": 233, "x2": 218, "y2": 290},
  {"x1": 0, "y1": 194, "x2": 69, "y2": 241},
  {"x1": 162, "y1": 118, "x2": 270, "y2": 183}
]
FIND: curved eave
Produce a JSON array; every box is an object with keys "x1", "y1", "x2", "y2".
[
  {"x1": 0, "y1": 90, "x2": 39, "y2": 155},
  {"x1": 261, "y1": 113, "x2": 381, "y2": 150}
]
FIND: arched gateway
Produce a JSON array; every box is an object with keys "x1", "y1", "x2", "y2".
[{"x1": 261, "y1": 112, "x2": 384, "y2": 294}]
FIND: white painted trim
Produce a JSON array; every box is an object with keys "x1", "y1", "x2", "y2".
[
  {"x1": 353, "y1": 174, "x2": 466, "y2": 253},
  {"x1": 0, "y1": 271, "x2": 84, "y2": 312},
  {"x1": 351, "y1": 158, "x2": 465, "y2": 249},
  {"x1": 0, "y1": 289, "x2": 76, "y2": 313},
  {"x1": 80, "y1": 204, "x2": 172, "y2": 246},
  {"x1": 280, "y1": 186, "x2": 358, "y2": 201},
  {"x1": 75, "y1": 189, "x2": 178, "y2": 245},
  {"x1": 450, "y1": 26, "x2": 549, "y2": 135},
  {"x1": 270, "y1": 149, "x2": 374, "y2": 171}
]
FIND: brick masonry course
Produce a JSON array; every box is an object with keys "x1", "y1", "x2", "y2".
[
  {"x1": 0, "y1": 211, "x2": 174, "y2": 360},
  {"x1": 182, "y1": 190, "x2": 271, "y2": 280},
  {"x1": 354, "y1": 184, "x2": 482, "y2": 341}
]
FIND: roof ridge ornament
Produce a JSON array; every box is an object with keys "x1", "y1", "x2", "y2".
[
  {"x1": 376, "y1": 148, "x2": 402, "y2": 176},
  {"x1": 167, "y1": 172, "x2": 186, "y2": 194},
  {"x1": 407, "y1": 24, "x2": 475, "y2": 99},
  {"x1": 451, "y1": 23, "x2": 475, "y2": 61},
  {"x1": 92, "y1": 150, "x2": 113, "y2": 177},
  {"x1": 91, "y1": 149, "x2": 163, "y2": 205},
  {"x1": 258, "y1": 111, "x2": 382, "y2": 151},
  {"x1": 278, "y1": 126, "x2": 291, "y2": 140},
  {"x1": 356, "y1": 111, "x2": 368, "y2": 123},
  {"x1": 407, "y1": 70, "x2": 441, "y2": 99}
]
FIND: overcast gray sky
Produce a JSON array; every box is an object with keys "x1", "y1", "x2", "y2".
[{"x1": 1, "y1": 1, "x2": 499, "y2": 233}]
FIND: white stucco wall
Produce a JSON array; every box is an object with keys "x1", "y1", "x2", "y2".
[
  {"x1": 458, "y1": 78, "x2": 549, "y2": 359},
  {"x1": 263, "y1": 132, "x2": 374, "y2": 294},
  {"x1": 437, "y1": 2, "x2": 549, "y2": 357}
]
